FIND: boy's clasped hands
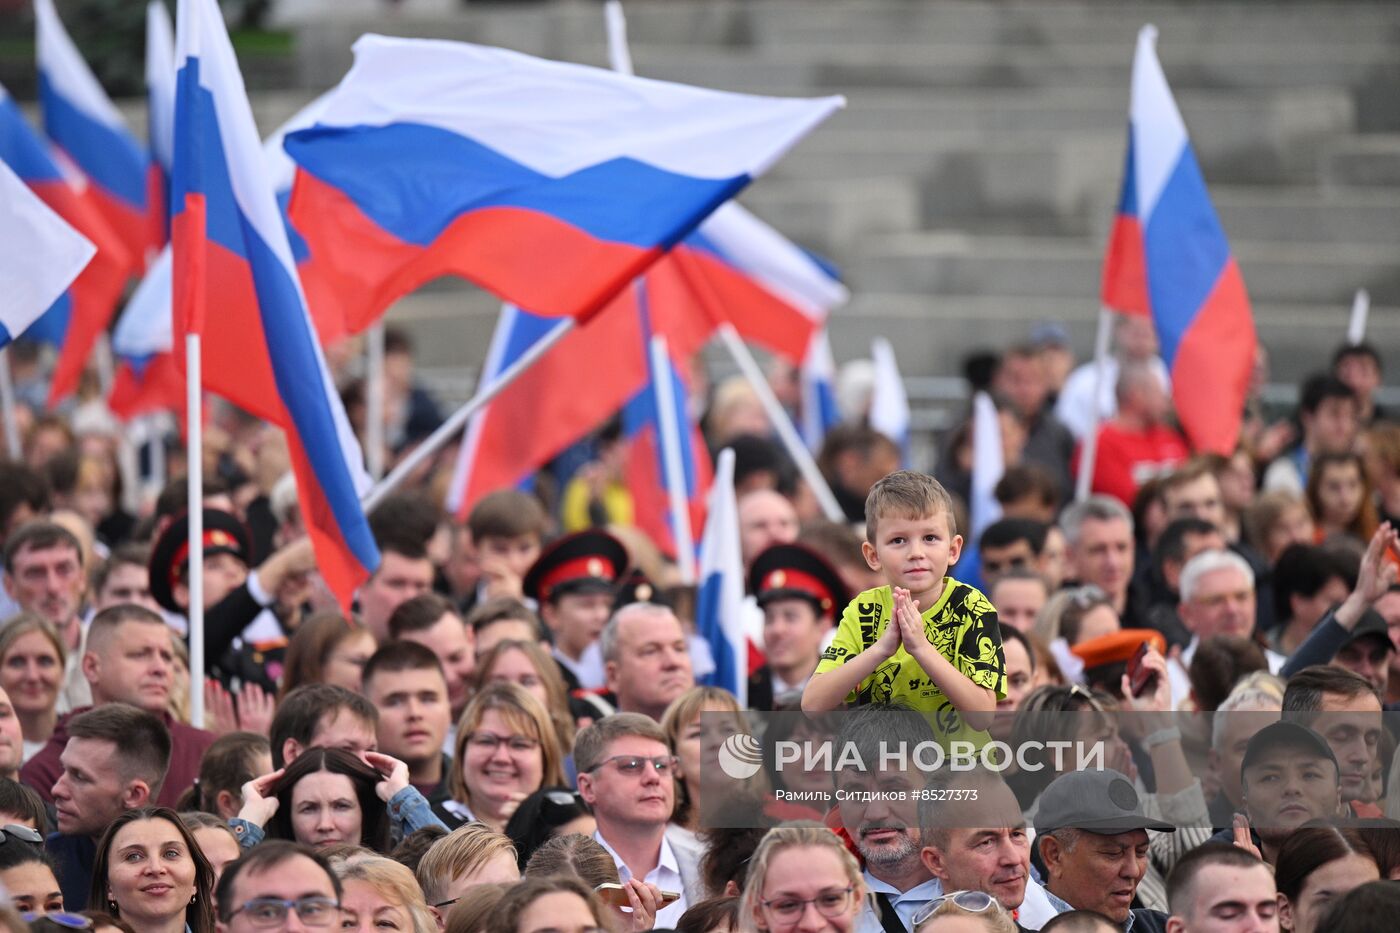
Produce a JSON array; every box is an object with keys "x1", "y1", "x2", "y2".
[{"x1": 874, "y1": 587, "x2": 928, "y2": 660}]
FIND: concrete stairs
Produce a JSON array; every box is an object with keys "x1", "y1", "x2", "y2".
[{"x1": 255, "y1": 0, "x2": 1400, "y2": 396}]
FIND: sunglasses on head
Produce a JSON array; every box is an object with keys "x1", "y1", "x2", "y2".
[{"x1": 0, "y1": 824, "x2": 43, "y2": 845}]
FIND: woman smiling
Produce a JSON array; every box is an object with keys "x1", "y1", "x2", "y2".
[{"x1": 88, "y1": 808, "x2": 215, "y2": 933}]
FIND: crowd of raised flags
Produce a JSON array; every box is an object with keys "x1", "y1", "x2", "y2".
[{"x1": 0, "y1": 1, "x2": 1260, "y2": 711}]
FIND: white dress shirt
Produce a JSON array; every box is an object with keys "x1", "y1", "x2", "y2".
[{"x1": 594, "y1": 830, "x2": 688, "y2": 926}]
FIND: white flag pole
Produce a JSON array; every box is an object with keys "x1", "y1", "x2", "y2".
[
  {"x1": 604, "y1": 0, "x2": 634, "y2": 76},
  {"x1": 649, "y1": 333, "x2": 697, "y2": 583},
  {"x1": 1348, "y1": 289, "x2": 1370, "y2": 346},
  {"x1": 0, "y1": 350, "x2": 22, "y2": 461},
  {"x1": 717, "y1": 324, "x2": 845, "y2": 522},
  {"x1": 362, "y1": 318, "x2": 576, "y2": 512},
  {"x1": 1075, "y1": 307, "x2": 1114, "y2": 503},
  {"x1": 365, "y1": 322, "x2": 386, "y2": 481},
  {"x1": 186, "y1": 330, "x2": 205, "y2": 726}
]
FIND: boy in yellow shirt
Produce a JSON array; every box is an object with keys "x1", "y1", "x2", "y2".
[{"x1": 802, "y1": 471, "x2": 1005, "y2": 741}]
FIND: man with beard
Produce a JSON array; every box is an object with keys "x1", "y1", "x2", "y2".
[{"x1": 835, "y1": 705, "x2": 942, "y2": 932}]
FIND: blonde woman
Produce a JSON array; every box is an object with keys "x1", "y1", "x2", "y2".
[
  {"x1": 0, "y1": 614, "x2": 66, "y2": 759},
  {"x1": 475, "y1": 639, "x2": 577, "y2": 751},
  {"x1": 447, "y1": 682, "x2": 565, "y2": 831},
  {"x1": 738, "y1": 822, "x2": 866, "y2": 933},
  {"x1": 334, "y1": 853, "x2": 437, "y2": 933},
  {"x1": 913, "y1": 891, "x2": 1018, "y2": 932},
  {"x1": 660, "y1": 687, "x2": 755, "y2": 835}
]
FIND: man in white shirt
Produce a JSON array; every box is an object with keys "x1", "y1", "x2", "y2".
[{"x1": 575, "y1": 713, "x2": 702, "y2": 926}]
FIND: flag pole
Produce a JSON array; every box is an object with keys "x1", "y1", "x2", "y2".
[
  {"x1": 362, "y1": 317, "x2": 576, "y2": 512},
  {"x1": 185, "y1": 329, "x2": 204, "y2": 726},
  {"x1": 1075, "y1": 307, "x2": 1114, "y2": 503},
  {"x1": 0, "y1": 349, "x2": 22, "y2": 460},
  {"x1": 717, "y1": 324, "x2": 845, "y2": 522},
  {"x1": 649, "y1": 333, "x2": 697, "y2": 583},
  {"x1": 1348, "y1": 288, "x2": 1370, "y2": 346},
  {"x1": 365, "y1": 322, "x2": 386, "y2": 481}
]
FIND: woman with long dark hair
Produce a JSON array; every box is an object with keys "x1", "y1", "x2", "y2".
[
  {"x1": 88, "y1": 808, "x2": 215, "y2": 933},
  {"x1": 234, "y1": 748, "x2": 443, "y2": 854}
]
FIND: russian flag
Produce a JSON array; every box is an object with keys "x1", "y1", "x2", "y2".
[
  {"x1": 1100, "y1": 26, "x2": 1256, "y2": 455},
  {"x1": 283, "y1": 35, "x2": 842, "y2": 339},
  {"x1": 800, "y1": 327, "x2": 841, "y2": 450},
  {"x1": 695, "y1": 447, "x2": 747, "y2": 706},
  {"x1": 35, "y1": 0, "x2": 163, "y2": 269},
  {"x1": 650, "y1": 202, "x2": 847, "y2": 366},
  {"x1": 0, "y1": 158, "x2": 95, "y2": 347},
  {"x1": 147, "y1": 0, "x2": 176, "y2": 241},
  {"x1": 0, "y1": 85, "x2": 132, "y2": 405},
  {"x1": 173, "y1": 0, "x2": 379, "y2": 607},
  {"x1": 110, "y1": 93, "x2": 335, "y2": 420},
  {"x1": 869, "y1": 336, "x2": 911, "y2": 465},
  {"x1": 621, "y1": 287, "x2": 712, "y2": 562}
]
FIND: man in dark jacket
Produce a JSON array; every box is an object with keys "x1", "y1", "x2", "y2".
[{"x1": 44, "y1": 704, "x2": 171, "y2": 907}]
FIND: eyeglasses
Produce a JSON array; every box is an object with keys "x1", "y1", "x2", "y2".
[
  {"x1": 467, "y1": 731, "x2": 540, "y2": 754},
  {"x1": 22, "y1": 914, "x2": 91, "y2": 929},
  {"x1": 0, "y1": 824, "x2": 43, "y2": 845},
  {"x1": 911, "y1": 890, "x2": 996, "y2": 925},
  {"x1": 585, "y1": 755, "x2": 677, "y2": 777},
  {"x1": 227, "y1": 897, "x2": 341, "y2": 928},
  {"x1": 760, "y1": 886, "x2": 854, "y2": 921}
]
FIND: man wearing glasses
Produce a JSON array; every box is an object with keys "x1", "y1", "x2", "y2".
[
  {"x1": 574, "y1": 713, "x2": 702, "y2": 926},
  {"x1": 215, "y1": 841, "x2": 341, "y2": 933}
]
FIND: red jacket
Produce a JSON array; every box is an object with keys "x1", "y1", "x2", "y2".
[{"x1": 20, "y1": 707, "x2": 215, "y2": 808}]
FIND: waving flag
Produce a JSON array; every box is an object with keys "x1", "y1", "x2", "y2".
[
  {"x1": 0, "y1": 159, "x2": 95, "y2": 346},
  {"x1": 111, "y1": 93, "x2": 335, "y2": 419},
  {"x1": 695, "y1": 448, "x2": 747, "y2": 705},
  {"x1": 800, "y1": 328, "x2": 841, "y2": 449},
  {"x1": 284, "y1": 35, "x2": 842, "y2": 338},
  {"x1": 147, "y1": 0, "x2": 176, "y2": 235},
  {"x1": 35, "y1": 0, "x2": 161, "y2": 267},
  {"x1": 0, "y1": 86, "x2": 132, "y2": 404},
  {"x1": 174, "y1": 0, "x2": 378, "y2": 606},
  {"x1": 1101, "y1": 26, "x2": 1256, "y2": 454},
  {"x1": 622, "y1": 290, "x2": 712, "y2": 563},
  {"x1": 870, "y1": 336, "x2": 911, "y2": 464},
  {"x1": 969, "y1": 392, "x2": 1004, "y2": 542}
]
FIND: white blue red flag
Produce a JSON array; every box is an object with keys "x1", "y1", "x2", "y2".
[
  {"x1": 111, "y1": 94, "x2": 334, "y2": 420},
  {"x1": 695, "y1": 448, "x2": 746, "y2": 706},
  {"x1": 35, "y1": 0, "x2": 162, "y2": 268},
  {"x1": 0, "y1": 85, "x2": 131, "y2": 404},
  {"x1": 0, "y1": 158, "x2": 94, "y2": 346},
  {"x1": 283, "y1": 35, "x2": 842, "y2": 338},
  {"x1": 1101, "y1": 26, "x2": 1256, "y2": 455},
  {"x1": 621, "y1": 289, "x2": 712, "y2": 562},
  {"x1": 146, "y1": 0, "x2": 176, "y2": 236},
  {"x1": 800, "y1": 328, "x2": 841, "y2": 450},
  {"x1": 870, "y1": 336, "x2": 911, "y2": 464},
  {"x1": 173, "y1": 0, "x2": 378, "y2": 607}
]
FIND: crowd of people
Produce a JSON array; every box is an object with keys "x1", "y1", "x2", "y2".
[{"x1": 0, "y1": 313, "x2": 1396, "y2": 933}]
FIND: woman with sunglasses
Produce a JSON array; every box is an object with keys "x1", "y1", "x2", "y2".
[
  {"x1": 0, "y1": 825, "x2": 63, "y2": 916},
  {"x1": 88, "y1": 807, "x2": 215, "y2": 933},
  {"x1": 503, "y1": 787, "x2": 595, "y2": 869},
  {"x1": 446, "y1": 683, "x2": 565, "y2": 833},
  {"x1": 912, "y1": 891, "x2": 1017, "y2": 932},
  {"x1": 738, "y1": 822, "x2": 865, "y2": 932}
]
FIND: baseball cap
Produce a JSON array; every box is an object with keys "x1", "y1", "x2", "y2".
[
  {"x1": 1340, "y1": 609, "x2": 1394, "y2": 653},
  {"x1": 1240, "y1": 720, "x2": 1338, "y2": 780},
  {"x1": 1033, "y1": 769, "x2": 1175, "y2": 835}
]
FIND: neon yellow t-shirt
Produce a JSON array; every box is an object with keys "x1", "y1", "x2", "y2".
[{"x1": 814, "y1": 579, "x2": 1006, "y2": 742}]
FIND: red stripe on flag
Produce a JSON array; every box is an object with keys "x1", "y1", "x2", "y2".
[
  {"x1": 288, "y1": 169, "x2": 663, "y2": 336},
  {"x1": 1101, "y1": 215, "x2": 1150, "y2": 316},
  {"x1": 1170, "y1": 259, "x2": 1255, "y2": 455}
]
